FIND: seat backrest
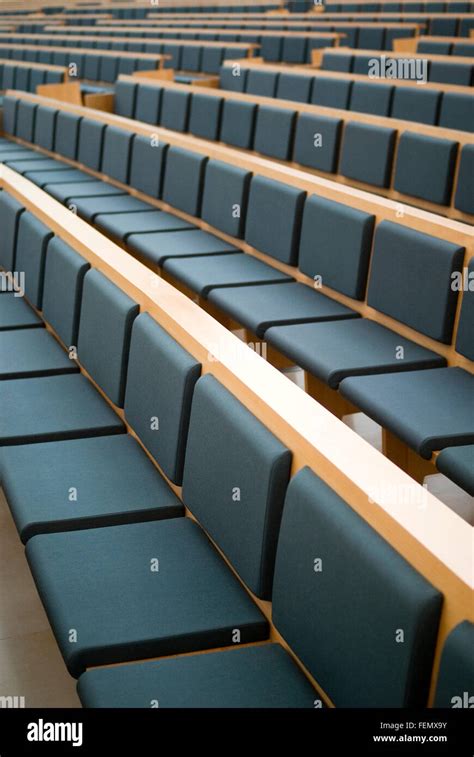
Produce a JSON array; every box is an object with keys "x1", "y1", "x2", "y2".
[
  {"x1": 0, "y1": 191, "x2": 24, "y2": 273},
  {"x1": 272, "y1": 467, "x2": 443, "y2": 707},
  {"x1": 2, "y1": 95, "x2": 18, "y2": 136},
  {"x1": 42, "y1": 237, "x2": 90, "y2": 348},
  {"x1": 321, "y1": 51, "x2": 353, "y2": 72},
  {"x1": 429, "y1": 61, "x2": 473, "y2": 87},
  {"x1": 201, "y1": 158, "x2": 252, "y2": 238},
  {"x1": 129, "y1": 133, "x2": 168, "y2": 200},
  {"x1": 162, "y1": 146, "x2": 207, "y2": 217},
  {"x1": 14, "y1": 211, "x2": 53, "y2": 309},
  {"x1": 298, "y1": 194, "x2": 375, "y2": 300},
  {"x1": 349, "y1": 81, "x2": 394, "y2": 117},
  {"x1": 311, "y1": 76, "x2": 352, "y2": 109},
  {"x1": 340, "y1": 122, "x2": 396, "y2": 189},
  {"x1": 276, "y1": 72, "x2": 312, "y2": 103},
  {"x1": 77, "y1": 117, "x2": 106, "y2": 172},
  {"x1": 77, "y1": 269, "x2": 139, "y2": 407},
  {"x1": 124, "y1": 312, "x2": 201, "y2": 485},
  {"x1": 33, "y1": 105, "x2": 57, "y2": 152},
  {"x1": 454, "y1": 144, "x2": 474, "y2": 215},
  {"x1": 246, "y1": 68, "x2": 279, "y2": 98},
  {"x1": 188, "y1": 92, "x2": 223, "y2": 141},
  {"x1": 394, "y1": 132, "x2": 458, "y2": 206},
  {"x1": 220, "y1": 63, "x2": 248, "y2": 92},
  {"x1": 245, "y1": 175, "x2": 305, "y2": 266},
  {"x1": 253, "y1": 105, "x2": 297, "y2": 161},
  {"x1": 455, "y1": 257, "x2": 474, "y2": 361},
  {"x1": 434, "y1": 621, "x2": 474, "y2": 707},
  {"x1": 16, "y1": 100, "x2": 37, "y2": 143},
  {"x1": 390, "y1": 87, "x2": 441, "y2": 126},
  {"x1": 114, "y1": 79, "x2": 137, "y2": 119},
  {"x1": 160, "y1": 89, "x2": 191, "y2": 133},
  {"x1": 367, "y1": 221, "x2": 464, "y2": 343},
  {"x1": 101, "y1": 125, "x2": 134, "y2": 184},
  {"x1": 182, "y1": 374, "x2": 292, "y2": 599},
  {"x1": 55, "y1": 111, "x2": 82, "y2": 161},
  {"x1": 134, "y1": 83, "x2": 162, "y2": 125},
  {"x1": 439, "y1": 92, "x2": 474, "y2": 133},
  {"x1": 220, "y1": 99, "x2": 257, "y2": 150},
  {"x1": 293, "y1": 112, "x2": 343, "y2": 173}
]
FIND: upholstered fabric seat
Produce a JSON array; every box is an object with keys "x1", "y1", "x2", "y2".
[
  {"x1": 434, "y1": 622, "x2": 474, "y2": 707},
  {"x1": 95, "y1": 210, "x2": 194, "y2": 242},
  {"x1": 50, "y1": 193, "x2": 153, "y2": 223},
  {"x1": 46, "y1": 180, "x2": 126, "y2": 205},
  {"x1": 0, "y1": 293, "x2": 42, "y2": 331},
  {"x1": 0, "y1": 329, "x2": 77, "y2": 380},
  {"x1": 78, "y1": 644, "x2": 316, "y2": 708},
  {"x1": 1, "y1": 434, "x2": 184, "y2": 543},
  {"x1": 209, "y1": 282, "x2": 358, "y2": 338},
  {"x1": 6, "y1": 158, "x2": 68, "y2": 174},
  {"x1": 164, "y1": 253, "x2": 292, "y2": 297},
  {"x1": 436, "y1": 445, "x2": 474, "y2": 496},
  {"x1": 24, "y1": 168, "x2": 95, "y2": 189},
  {"x1": 127, "y1": 228, "x2": 239, "y2": 267}
]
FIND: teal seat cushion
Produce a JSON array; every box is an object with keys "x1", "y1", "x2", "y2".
[
  {"x1": 201, "y1": 159, "x2": 252, "y2": 238},
  {"x1": 1, "y1": 434, "x2": 183, "y2": 544},
  {"x1": 0, "y1": 150, "x2": 40, "y2": 163},
  {"x1": 182, "y1": 375, "x2": 291, "y2": 599},
  {"x1": 13, "y1": 211, "x2": 53, "y2": 309},
  {"x1": 46, "y1": 180, "x2": 125, "y2": 206},
  {"x1": 0, "y1": 292, "x2": 42, "y2": 331},
  {"x1": 6, "y1": 158, "x2": 68, "y2": 174},
  {"x1": 0, "y1": 329, "x2": 77, "y2": 380},
  {"x1": 59, "y1": 195, "x2": 152, "y2": 223},
  {"x1": 394, "y1": 133, "x2": 458, "y2": 206},
  {"x1": 208, "y1": 282, "x2": 358, "y2": 338},
  {"x1": 78, "y1": 644, "x2": 316, "y2": 708},
  {"x1": 267, "y1": 319, "x2": 446, "y2": 389},
  {"x1": 455, "y1": 258, "x2": 473, "y2": 360},
  {"x1": 100, "y1": 125, "x2": 133, "y2": 184},
  {"x1": 124, "y1": 314, "x2": 201, "y2": 485},
  {"x1": 0, "y1": 192, "x2": 24, "y2": 272},
  {"x1": 77, "y1": 270, "x2": 139, "y2": 408},
  {"x1": 0, "y1": 373, "x2": 124, "y2": 447},
  {"x1": 127, "y1": 229, "x2": 239, "y2": 267},
  {"x1": 436, "y1": 446, "x2": 474, "y2": 496},
  {"x1": 272, "y1": 468, "x2": 442, "y2": 707},
  {"x1": 340, "y1": 367, "x2": 474, "y2": 458},
  {"x1": 26, "y1": 517, "x2": 268, "y2": 677},
  {"x1": 24, "y1": 168, "x2": 94, "y2": 189},
  {"x1": 95, "y1": 210, "x2": 194, "y2": 242},
  {"x1": 163, "y1": 253, "x2": 292, "y2": 298},
  {"x1": 129, "y1": 135, "x2": 168, "y2": 199},
  {"x1": 434, "y1": 622, "x2": 474, "y2": 707},
  {"x1": 162, "y1": 146, "x2": 207, "y2": 217}
]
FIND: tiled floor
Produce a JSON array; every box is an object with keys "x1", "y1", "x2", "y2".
[{"x1": 0, "y1": 489, "x2": 80, "y2": 708}]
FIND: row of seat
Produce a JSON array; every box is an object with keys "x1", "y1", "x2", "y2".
[
  {"x1": 0, "y1": 37, "x2": 254, "y2": 76},
  {"x1": 0, "y1": 60, "x2": 65, "y2": 92},
  {"x1": 220, "y1": 65, "x2": 474, "y2": 132},
  {"x1": 0, "y1": 186, "x2": 471, "y2": 707},
  {"x1": 113, "y1": 78, "x2": 474, "y2": 215},
  {"x1": 320, "y1": 49, "x2": 474, "y2": 85},
  {"x1": 1, "y1": 96, "x2": 472, "y2": 500},
  {"x1": 418, "y1": 38, "x2": 474, "y2": 54}
]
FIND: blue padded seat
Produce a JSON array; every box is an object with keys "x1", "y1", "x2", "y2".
[
  {"x1": 434, "y1": 622, "x2": 474, "y2": 707},
  {"x1": 266, "y1": 318, "x2": 446, "y2": 390},
  {"x1": 24, "y1": 168, "x2": 94, "y2": 189},
  {"x1": 160, "y1": 89, "x2": 191, "y2": 132},
  {"x1": 253, "y1": 106, "x2": 296, "y2": 161},
  {"x1": 99, "y1": 56, "x2": 119, "y2": 84},
  {"x1": 260, "y1": 36, "x2": 283, "y2": 63},
  {"x1": 349, "y1": 81, "x2": 394, "y2": 117},
  {"x1": 455, "y1": 145, "x2": 474, "y2": 215},
  {"x1": 321, "y1": 51, "x2": 352, "y2": 72},
  {"x1": 188, "y1": 93, "x2": 223, "y2": 141},
  {"x1": 127, "y1": 229, "x2": 239, "y2": 268},
  {"x1": 164, "y1": 253, "x2": 292, "y2": 297},
  {"x1": 281, "y1": 36, "x2": 307, "y2": 64},
  {"x1": 298, "y1": 195, "x2": 374, "y2": 300},
  {"x1": 454, "y1": 258, "x2": 474, "y2": 361},
  {"x1": 418, "y1": 41, "x2": 452, "y2": 55},
  {"x1": 101, "y1": 126, "x2": 133, "y2": 184},
  {"x1": 77, "y1": 269, "x2": 139, "y2": 407},
  {"x1": 208, "y1": 281, "x2": 358, "y2": 338},
  {"x1": 394, "y1": 133, "x2": 458, "y2": 206},
  {"x1": 95, "y1": 210, "x2": 193, "y2": 242},
  {"x1": 60, "y1": 195, "x2": 154, "y2": 224},
  {"x1": 134, "y1": 84, "x2": 162, "y2": 125},
  {"x1": 2, "y1": 96, "x2": 18, "y2": 135},
  {"x1": 201, "y1": 159, "x2": 251, "y2": 237},
  {"x1": 77, "y1": 118, "x2": 106, "y2": 171},
  {"x1": 46, "y1": 180, "x2": 126, "y2": 207},
  {"x1": 311, "y1": 76, "x2": 352, "y2": 109},
  {"x1": 26, "y1": 515, "x2": 267, "y2": 677},
  {"x1": 352, "y1": 54, "x2": 378, "y2": 76},
  {"x1": 201, "y1": 46, "x2": 225, "y2": 74},
  {"x1": 0, "y1": 192, "x2": 24, "y2": 272},
  {"x1": 13, "y1": 211, "x2": 53, "y2": 308},
  {"x1": 220, "y1": 99, "x2": 257, "y2": 150},
  {"x1": 6, "y1": 157, "x2": 66, "y2": 175},
  {"x1": 1, "y1": 435, "x2": 184, "y2": 544},
  {"x1": 78, "y1": 644, "x2": 317, "y2": 708},
  {"x1": 123, "y1": 313, "x2": 201, "y2": 483},
  {"x1": 33, "y1": 106, "x2": 57, "y2": 151},
  {"x1": 219, "y1": 64, "x2": 248, "y2": 93},
  {"x1": 390, "y1": 87, "x2": 441, "y2": 126},
  {"x1": 439, "y1": 93, "x2": 474, "y2": 133},
  {"x1": 41, "y1": 238, "x2": 90, "y2": 348},
  {"x1": 341, "y1": 367, "x2": 474, "y2": 458},
  {"x1": 436, "y1": 447, "x2": 474, "y2": 497},
  {"x1": 339, "y1": 123, "x2": 396, "y2": 189},
  {"x1": 0, "y1": 328, "x2": 76, "y2": 380},
  {"x1": 453, "y1": 43, "x2": 474, "y2": 58},
  {"x1": 162, "y1": 146, "x2": 207, "y2": 217},
  {"x1": 0, "y1": 291, "x2": 42, "y2": 331},
  {"x1": 366, "y1": 221, "x2": 464, "y2": 343},
  {"x1": 0, "y1": 148, "x2": 39, "y2": 164},
  {"x1": 114, "y1": 80, "x2": 137, "y2": 119},
  {"x1": 245, "y1": 69, "x2": 278, "y2": 98},
  {"x1": 276, "y1": 72, "x2": 312, "y2": 103},
  {"x1": 293, "y1": 113, "x2": 342, "y2": 173},
  {"x1": 429, "y1": 62, "x2": 473, "y2": 87},
  {"x1": 272, "y1": 468, "x2": 442, "y2": 707},
  {"x1": 55, "y1": 111, "x2": 82, "y2": 161},
  {"x1": 181, "y1": 45, "x2": 203, "y2": 72},
  {"x1": 129, "y1": 135, "x2": 168, "y2": 199},
  {"x1": 244, "y1": 175, "x2": 305, "y2": 266},
  {"x1": 15, "y1": 100, "x2": 37, "y2": 142},
  {"x1": 0, "y1": 373, "x2": 124, "y2": 447},
  {"x1": 182, "y1": 374, "x2": 291, "y2": 598},
  {"x1": 83, "y1": 54, "x2": 100, "y2": 82}
]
